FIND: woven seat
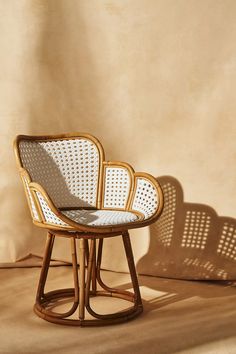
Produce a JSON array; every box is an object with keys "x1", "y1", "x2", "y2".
[
  {"x1": 61, "y1": 209, "x2": 139, "y2": 226},
  {"x1": 14, "y1": 133, "x2": 164, "y2": 326}
]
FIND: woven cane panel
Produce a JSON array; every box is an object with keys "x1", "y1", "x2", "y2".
[
  {"x1": 19, "y1": 139, "x2": 100, "y2": 208},
  {"x1": 62, "y1": 209, "x2": 138, "y2": 226},
  {"x1": 35, "y1": 191, "x2": 69, "y2": 226},
  {"x1": 217, "y1": 222, "x2": 236, "y2": 261},
  {"x1": 103, "y1": 167, "x2": 131, "y2": 209},
  {"x1": 22, "y1": 177, "x2": 40, "y2": 221},
  {"x1": 132, "y1": 178, "x2": 158, "y2": 219},
  {"x1": 181, "y1": 211, "x2": 210, "y2": 250}
]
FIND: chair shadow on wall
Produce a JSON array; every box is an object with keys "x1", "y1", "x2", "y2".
[{"x1": 137, "y1": 175, "x2": 236, "y2": 281}]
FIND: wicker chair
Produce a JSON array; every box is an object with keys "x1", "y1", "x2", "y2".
[{"x1": 14, "y1": 133, "x2": 163, "y2": 326}]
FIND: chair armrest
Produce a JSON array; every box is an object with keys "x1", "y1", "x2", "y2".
[
  {"x1": 19, "y1": 168, "x2": 61, "y2": 225},
  {"x1": 28, "y1": 182, "x2": 73, "y2": 229},
  {"x1": 19, "y1": 168, "x2": 42, "y2": 222},
  {"x1": 130, "y1": 173, "x2": 163, "y2": 221}
]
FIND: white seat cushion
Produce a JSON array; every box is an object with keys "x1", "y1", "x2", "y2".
[{"x1": 62, "y1": 209, "x2": 138, "y2": 226}]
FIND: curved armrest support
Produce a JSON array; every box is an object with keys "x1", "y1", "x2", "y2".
[
  {"x1": 29, "y1": 182, "x2": 73, "y2": 229},
  {"x1": 19, "y1": 168, "x2": 41, "y2": 222},
  {"x1": 28, "y1": 182, "x2": 96, "y2": 232},
  {"x1": 19, "y1": 168, "x2": 103, "y2": 232},
  {"x1": 130, "y1": 173, "x2": 164, "y2": 221}
]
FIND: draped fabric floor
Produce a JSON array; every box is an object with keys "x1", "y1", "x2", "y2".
[{"x1": 0, "y1": 265, "x2": 235, "y2": 354}]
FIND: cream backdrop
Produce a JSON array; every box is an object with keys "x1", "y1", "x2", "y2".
[{"x1": 0, "y1": 1, "x2": 235, "y2": 279}]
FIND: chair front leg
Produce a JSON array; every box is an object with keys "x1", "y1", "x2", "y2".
[
  {"x1": 36, "y1": 231, "x2": 55, "y2": 302},
  {"x1": 79, "y1": 238, "x2": 86, "y2": 320},
  {"x1": 122, "y1": 231, "x2": 143, "y2": 310}
]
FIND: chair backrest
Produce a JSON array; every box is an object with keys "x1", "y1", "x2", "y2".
[{"x1": 15, "y1": 134, "x2": 105, "y2": 208}]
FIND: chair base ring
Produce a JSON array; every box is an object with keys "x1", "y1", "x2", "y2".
[{"x1": 34, "y1": 288, "x2": 143, "y2": 326}]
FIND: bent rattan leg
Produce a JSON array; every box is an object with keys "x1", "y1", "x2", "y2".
[
  {"x1": 96, "y1": 238, "x2": 132, "y2": 297},
  {"x1": 79, "y1": 239, "x2": 85, "y2": 320},
  {"x1": 85, "y1": 231, "x2": 143, "y2": 321},
  {"x1": 122, "y1": 231, "x2": 143, "y2": 310},
  {"x1": 34, "y1": 234, "x2": 80, "y2": 321},
  {"x1": 35, "y1": 231, "x2": 55, "y2": 302}
]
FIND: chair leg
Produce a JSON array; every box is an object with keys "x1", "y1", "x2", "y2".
[
  {"x1": 36, "y1": 231, "x2": 55, "y2": 302},
  {"x1": 96, "y1": 235, "x2": 142, "y2": 306},
  {"x1": 122, "y1": 231, "x2": 143, "y2": 309},
  {"x1": 85, "y1": 239, "x2": 96, "y2": 305},
  {"x1": 91, "y1": 240, "x2": 97, "y2": 293},
  {"x1": 34, "y1": 233, "x2": 80, "y2": 320},
  {"x1": 79, "y1": 239, "x2": 85, "y2": 320},
  {"x1": 85, "y1": 231, "x2": 143, "y2": 320},
  {"x1": 70, "y1": 237, "x2": 80, "y2": 306}
]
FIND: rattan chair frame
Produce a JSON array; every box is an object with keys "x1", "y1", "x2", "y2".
[{"x1": 14, "y1": 132, "x2": 164, "y2": 326}]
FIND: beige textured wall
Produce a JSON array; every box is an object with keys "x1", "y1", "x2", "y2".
[{"x1": 1, "y1": 1, "x2": 235, "y2": 277}]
